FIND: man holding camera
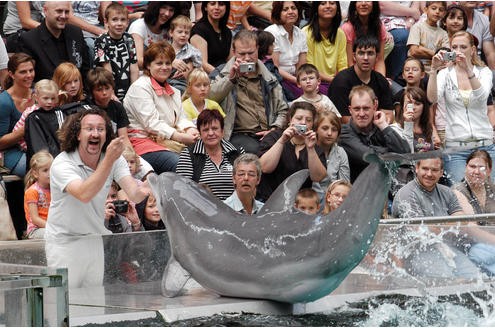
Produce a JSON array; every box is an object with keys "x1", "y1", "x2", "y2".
[
  {"x1": 339, "y1": 85, "x2": 411, "y2": 183},
  {"x1": 209, "y1": 29, "x2": 288, "y2": 154}
]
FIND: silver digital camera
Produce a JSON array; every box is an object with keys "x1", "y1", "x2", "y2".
[
  {"x1": 239, "y1": 62, "x2": 255, "y2": 73},
  {"x1": 294, "y1": 124, "x2": 307, "y2": 134},
  {"x1": 443, "y1": 51, "x2": 456, "y2": 61}
]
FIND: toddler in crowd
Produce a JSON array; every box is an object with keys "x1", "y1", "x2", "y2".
[
  {"x1": 14, "y1": 79, "x2": 59, "y2": 151},
  {"x1": 323, "y1": 180, "x2": 352, "y2": 214},
  {"x1": 294, "y1": 188, "x2": 320, "y2": 215},
  {"x1": 293, "y1": 64, "x2": 340, "y2": 116},
  {"x1": 407, "y1": 1, "x2": 449, "y2": 72},
  {"x1": 313, "y1": 111, "x2": 350, "y2": 203},
  {"x1": 23, "y1": 150, "x2": 53, "y2": 239},
  {"x1": 182, "y1": 68, "x2": 225, "y2": 124},
  {"x1": 122, "y1": 145, "x2": 148, "y2": 182},
  {"x1": 168, "y1": 15, "x2": 203, "y2": 93},
  {"x1": 227, "y1": 1, "x2": 254, "y2": 34},
  {"x1": 94, "y1": 2, "x2": 138, "y2": 101}
]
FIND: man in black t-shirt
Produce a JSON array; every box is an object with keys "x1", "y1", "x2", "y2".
[{"x1": 329, "y1": 35, "x2": 394, "y2": 124}]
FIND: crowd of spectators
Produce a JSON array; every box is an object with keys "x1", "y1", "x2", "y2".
[{"x1": 3, "y1": 1, "x2": 495, "y2": 246}]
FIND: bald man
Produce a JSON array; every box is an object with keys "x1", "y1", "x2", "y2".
[{"x1": 18, "y1": 1, "x2": 90, "y2": 81}]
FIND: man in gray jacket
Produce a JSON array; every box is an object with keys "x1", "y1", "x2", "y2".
[{"x1": 209, "y1": 29, "x2": 288, "y2": 154}]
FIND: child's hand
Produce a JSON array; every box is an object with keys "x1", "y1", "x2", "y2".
[{"x1": 172, "y1": 59, "x2": 189, "y2": 72}]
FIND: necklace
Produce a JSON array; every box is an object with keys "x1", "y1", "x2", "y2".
[{"x1": 291, "y1": 139, "x2": 305, "y2": 146}]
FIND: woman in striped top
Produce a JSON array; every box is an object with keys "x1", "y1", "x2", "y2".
[{"x1": 176, "y1": 109, "x2": 244, "y2": 200}]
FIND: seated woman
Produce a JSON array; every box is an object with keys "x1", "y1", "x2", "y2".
[
  {"x1": 190, "y1": 1, "x2": 231, "y2": 75},
  {"x1": 128, "y1": 1, "x2": 179, "y2": 69},
  {"x1": 176, "y1": 109, "x2": 243, "y2": 200},
  {"x1": 0, "y1": 53, "x2": 35, "y2": 177},
  {"x1": 257, "y1": 101, "x2": 327, "y2": 202},
  {"x1": 323, "y1": 180, "x2": 352, "y2": 214},
  {"x1": 265, "y1": 1, "x2": 307, "y2": 101},
  {"x1": 123, "y1": 41, "x2": 199, "y2": 174}
]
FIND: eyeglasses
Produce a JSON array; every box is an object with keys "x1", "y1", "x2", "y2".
[
  {"x1": 82, "y1": 127, "x2": 106, "y2": 134},
  {"x1": 330, "y1": 192, "x2": 347, "y2": 200}
]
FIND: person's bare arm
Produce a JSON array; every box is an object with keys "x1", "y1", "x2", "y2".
[
  {"x1": 379, "y1": 1, "x2": 421, "y2": 20},
  {"x1": 68, "y1": 12, "x2": 106, "y2": 36},
  {"x1": 482, "y1": 40, "x2": 495, "y2": 69},
  {"x1": 408, "y1": 44, "x2": 435, "y2": 60},
  {"x1": 16, "y1": 2, "x2": 41, "y2": 30},
  {"x1": 27, "y1": 203, "x2": 46, "y2": 228},
  {"x1": 272, "y1": 52, "x2": 297, "y2": 84},
  {"x1": 190, "y1": 34, "x2": 215, "y2": 73},
  {"x1": 132, "y1": 33, "x2": 145, "y2": 69},
  {"x1": 130, "y1": 63, "x2": 139, "y2": 84},
  {"x1": 118, "y1": 175, "x2": 150, "y2": 204},
  {"x1": 247, "y1": 3, "x2": 272, "y2": 21}
]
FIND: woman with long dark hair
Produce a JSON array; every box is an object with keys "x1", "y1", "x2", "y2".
[
  {"x1": 342, "y1": 1, "x2": 390, "y2": 76},
  {"x1": 190, "y1": 1, "x2": 231, "y2": 74},
  {"x1": 302, "y1": 1, "x2": 347, "y2": 96}
]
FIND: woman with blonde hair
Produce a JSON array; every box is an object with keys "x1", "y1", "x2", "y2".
[{"x1": 427, "y1": 31, "x2": 494, "y2": 184}]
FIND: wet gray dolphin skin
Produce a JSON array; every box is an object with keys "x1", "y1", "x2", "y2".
[{"x1": 148, "y1": 154, "x2": 389, "y2": 303}]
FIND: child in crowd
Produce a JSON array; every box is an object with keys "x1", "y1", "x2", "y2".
[
  {"x1": 294, "y1": 188, "x2": 320, "y2": 215},
  {"x1": 122, "y1": 145, "x2": 147, "y2": 182},
  {"x1": 23, "y1": 150, "x2": 53, "y2": 239},
  {"x1": 393, "y1": 57, "x2": 426, "y2": 111},
  {"x1": 87, "y1": 67, "x2": 154, "y2": 180},
  {"x1": 293, "y1": 64, "x2": 340, "y2": 116},
  {"x1": 313, "y1": 111, "x2": 350, "y2": 203},
  {"x1": 53, "y1": 62, "x2": 86, "y2": 106},
  {"x1": 407, "y1": 1, "x2": 449, "y2": 72},
  {"x1": 323, "y1": 180, "x2": 352, "y2": 214},
  {"x1": 257, "y1": 30, "x2": 289, "y2": 100},
  {"x1": 168, "y1": 15, "x2": 203, "y2": 93},
  {"x1": 105, "y1": 181, "x2": 143, "y2": 233},
  {"x1": 227, "y1": 1, "x2": 254, "y2": 35},
  {"x1": 440, "y1": 4, "x2": 468, "y2": 40},
  {"x1": 182, "y1": 68, "x2": 225, "y2": 124},
  {"x1": 135, "y1": 194, "x2": 165, "y2": 231},
  {"x1": 94, "y1": 2, "x2": 138, "y2": 101},
  {"x1": 14, "y1": 79, "x2": 59, "y2": 152},
  {"x1": 395, "y1": 86, "x2": 434, "y2": 153}
]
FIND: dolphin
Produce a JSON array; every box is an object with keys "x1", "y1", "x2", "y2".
[{"x1": 148, "y1": 153, "x2": 392, "y2": 303}]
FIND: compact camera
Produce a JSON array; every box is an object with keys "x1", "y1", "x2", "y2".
[
  {"x1": 443, "y1": 51, "x2": 456, "y2": 61},
  {"x1": 294, "y1": 124, "x2": 307, "y2": 134},
  {"x1": 239, "y1": 62, "x2": 256, "y2": 73},
  {"x1": 113, "y1": 200, "x2": 129, "y2": 214}
]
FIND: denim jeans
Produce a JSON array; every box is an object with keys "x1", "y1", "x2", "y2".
[
  {"x1": 386, "y1": 28, "x2": 410, "y2": 80},
  {"x1": 443, "y1": 144, "x2": 495, "y2": 185},
  {"x1": 141, "y1": 150, "x2": 179, "y2": 174}
]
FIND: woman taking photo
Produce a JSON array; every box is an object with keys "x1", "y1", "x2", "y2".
[
  {"x1": 191, "y1": 1, "x2": 231, "y2": 75},
  {"x1": 257, "y1": 101, "x2": 327, "y2": 202},
  {"x1": 265, "y1": 1, "x2": 307, "y2": 101},
  {"x1": 302, "y1": 1, "x2": 347, "y2": 96},
  {"x1": 0, "y1": 53, "x2": 35, "y2": 176},
  {"x1": 124, "y1": 41, "x2": 199, "y2": 174},
  {"x1": 176, "y1": 109, "x2": 243, "y2": 200},
  {"x1": 129, "y1": 2, "x2": 179, "y2": 69},
  {"x1": 427, "y1": 31, "x2": 495, "y2": 185}
]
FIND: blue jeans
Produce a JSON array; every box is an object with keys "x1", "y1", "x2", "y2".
[
  {"x1": 386, "y1": 28, "x2": 409, "y2": 80},
  {"x1": 443, "y1": 144, "x2": 495, "y2": 185},
  {"x1": 141, "y1": 150, "x2": 179, "y2": 174},
  {"x1": 10, "y1": 153, "x2": 26, "y2": 178}
]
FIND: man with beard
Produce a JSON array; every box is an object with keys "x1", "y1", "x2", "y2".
[{"x1": 45, "y1": 107, "x2": 150, "y2": 288}]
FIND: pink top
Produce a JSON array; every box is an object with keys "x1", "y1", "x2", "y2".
[{"x1": 340, "y1": 21, "x2": 387, "y2": 46}]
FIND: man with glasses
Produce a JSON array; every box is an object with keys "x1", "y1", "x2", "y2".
[
  {"x1": 339, "y1": 85, "x2": 410, "y2": 182},
  {"x1": 45, "y1": 107, "x2": 150, "y2": 288},
  {"x1": 329, "y1": 35, "x2": 394, "y2": 124},
  {"x1": 224, "y1": 153, "x2": 264, "y2": 214}
]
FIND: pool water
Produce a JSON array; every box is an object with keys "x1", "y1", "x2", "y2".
[{"x1": 81, "y1": 291, "x2": 495, "y2": 327}]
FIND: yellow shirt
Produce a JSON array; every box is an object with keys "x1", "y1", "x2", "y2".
[
  {"x1": 182, "y1": 98, "x2": 225, "y2": 124},
  {"x1": 303, "y1": 26, "x2": 348, "y2": 79}
]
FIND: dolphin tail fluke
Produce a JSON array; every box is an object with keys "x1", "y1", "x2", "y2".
[
  {"x1": 377, "y1": 150, "x2": 443, "y2": 162},
  {"x1": 161, "y1": 256, "x2": 191, "y2": 298},
  {"x1": 258, "y1": 169, "x2": 310, "y2": 215}
]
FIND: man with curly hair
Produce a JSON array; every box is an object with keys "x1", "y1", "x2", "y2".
[{"x1": 45, "y1": 107, "x2": 150, "y2": 287}]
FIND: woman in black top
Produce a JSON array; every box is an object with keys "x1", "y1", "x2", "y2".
[{"x1": 190, "y1": 1, "x2": 231, "y2": 74}]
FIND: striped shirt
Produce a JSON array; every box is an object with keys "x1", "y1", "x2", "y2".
[{"x1": 176, "y1": 139, "x2": 244, "y2": 200}]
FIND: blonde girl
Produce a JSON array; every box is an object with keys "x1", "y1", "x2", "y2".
[
  {"x1": 324, "y1": 179, "x2": 352, "y2": 214},
  {"x1": 182, "y1": 68, "x2": 225, "y2": 123},
  {"x1": 23, "y1": 150, "x2": 53, "y2": 239},
  {"x1": 313, "y1": 111, "x2": 350, "y2": 202},
  {"x1": 13, "y1": 79, "x2": 59, "y2": 151},
  {"x1": 52, "y1": 62, "x2": 85, "y2": 105}
]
